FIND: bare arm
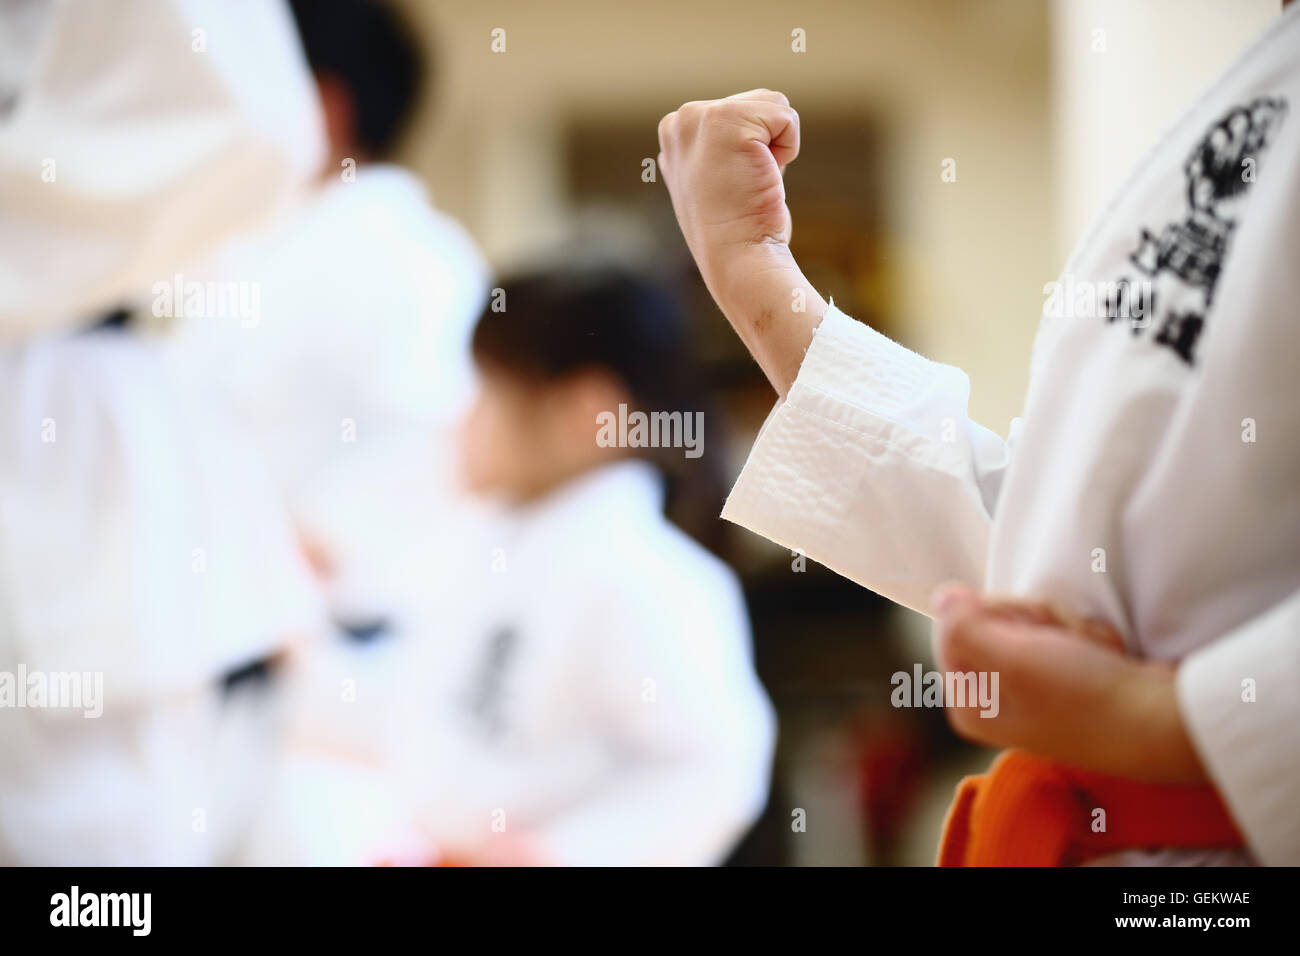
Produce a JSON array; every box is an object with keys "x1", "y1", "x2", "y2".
[{"x1": 657, "y1": 90, "x2": 825, "y2": 396}]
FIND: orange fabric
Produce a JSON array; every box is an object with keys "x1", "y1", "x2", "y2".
[{"x1": 938, "y1": 749, "x2": 1243, "y2": 866}]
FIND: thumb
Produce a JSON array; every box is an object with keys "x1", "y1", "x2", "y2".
[
  {"x1": 930, "y1": 582, "x2": 995, "y2": 675},
  {"x1": 930, "y1": 581, "x2": 983, "y2": 623}
]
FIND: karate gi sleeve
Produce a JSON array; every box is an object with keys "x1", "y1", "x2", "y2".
[
  {"x1": 1176, "y1": 590, "x2": 1300, "y2": 866},
  {"x1": 535, "y1": 570, "x2": 776, "y2": 866},
  {"x1": 721, "y1": 303, "x2": 1016, "y2": 615}
]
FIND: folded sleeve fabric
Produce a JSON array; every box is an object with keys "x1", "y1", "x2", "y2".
[
  {"x1": 722, "y1": 303, "x2": 1016, "y2": 615},
  {"x1": 1176, "y1": 590, "x2": 1300, "y2": 866}
]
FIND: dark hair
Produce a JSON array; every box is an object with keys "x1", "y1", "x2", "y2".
[
  {"x1": 288, "y1": 0, "x2": 425, "y2": 157},
  {"x1": 471, "y1": 266, "x2": 727, "y2": 549},
  {"x1": 472, "y1": 268, "x2": 693, "y2": 413}
]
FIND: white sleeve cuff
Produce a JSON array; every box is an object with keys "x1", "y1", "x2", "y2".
[
  {"x1": 721, "y1": 304, "x2": 1002, "y2": 615},
  {"x1": 1176, "y1": 594, "x2": 1300, "y2": 866}
]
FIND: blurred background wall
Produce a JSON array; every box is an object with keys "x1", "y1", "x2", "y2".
[{"x1": 377, "y1": 0, "x2": 1278, "y2": 864}]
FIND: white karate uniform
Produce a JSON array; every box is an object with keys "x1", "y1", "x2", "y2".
[
  {"x1": 391, "y1": 460, "x2": 777, "y2": 866},
  {"x1": 241, "y1": 461, "x2": 774, "y2": 866},
  {"x1": 164, "y1": 163, "x2": 490, "y2": 622},
  {"x1": 722, "y1": 6, "x2": 1300, "y2": 865},
  {"x1": 168, "y1": 165, "x2": 493, "y2": 867},
  {"x1": 0, "y1": 0, "x2": 327, "y2": 863}
]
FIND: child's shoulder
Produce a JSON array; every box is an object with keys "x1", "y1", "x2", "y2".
[{"x1": 581, "y1": 516, "x2": 744, "y2": 619}]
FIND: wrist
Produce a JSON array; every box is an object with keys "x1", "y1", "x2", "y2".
[
  {"x1": 705, "y1": 241, "x2": 826, "y2": 396},
  {"x1": 1122, "y1": 663, "x2": 1208, "y2": 783},
  {"x1": 706, "y1": 240, "x2": 800, "y2": 314}
]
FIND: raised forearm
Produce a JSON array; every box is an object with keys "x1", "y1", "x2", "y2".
[
  {"x1": 707, "y1": 244, "x2": 825, "y2": 397},
  {"x1": 658, "y1": 91, "x2": 826, "y2": 397}
]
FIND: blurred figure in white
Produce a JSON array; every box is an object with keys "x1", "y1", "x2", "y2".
[
  {"x1": 0, "y1": 0, "x2": 327, "y2": 864},
  {"x1": 168, "y1": 0, "x2": 488, "y2": 622},
  {"x1": 170, "y1": 0, "x2": 489, "y2": 864},
  {"x1": 392, "y1": 267, "x2": 776, "y2": 866}
]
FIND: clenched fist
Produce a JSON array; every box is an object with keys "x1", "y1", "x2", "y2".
[
  {"x1": 657, "y1": 90, "x2": 824, "y2": 395},
  {"x1": 657, "y1": 89, "x2": 799, "y2": 268}
]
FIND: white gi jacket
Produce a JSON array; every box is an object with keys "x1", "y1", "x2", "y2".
[
  {"x1": 401, "y1": 460, "x2": 777, "y2": 866},
  {"x1": 722, "y1": 6, "x2": 1300, "y2": 865}
]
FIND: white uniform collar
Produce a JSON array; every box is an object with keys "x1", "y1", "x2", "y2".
[{"x1": 517, "y1": 459, "x2": 666, "y2": 533}]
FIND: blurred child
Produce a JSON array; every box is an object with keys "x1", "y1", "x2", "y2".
[
  {"x1": 168, "y1": 0, "x2": 488, "y2": 631},
  {"x1": 189, "y1": 0, "x2": 491, "y2": 866},
  {"x1": 392, "y1": 266, "x2": 777, "y2": 865}
]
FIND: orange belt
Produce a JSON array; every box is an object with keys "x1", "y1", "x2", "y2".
[{"x1": 938, "y1": 749, "x2": 1243, "y2": 866}]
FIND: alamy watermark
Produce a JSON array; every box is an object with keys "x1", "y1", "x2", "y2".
[
  {"x1": 152, "y1": 272, "x2": 261, "y2": 328},
  {"x1": 0, "y1": 665, "x2": 103, "y2": 718},
  {"x1": 1042, "y1": 274, "x2": 1155, "y2": 326},
  {"x1": 50, "y1": 886, "x2": 150, "y2": 936},
  {"x1": 891, "y1": 663, "x2": 999, "y2": 718},
  {"x1": 595, "y1": 403, "x2": 704, "y2": 459}
]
